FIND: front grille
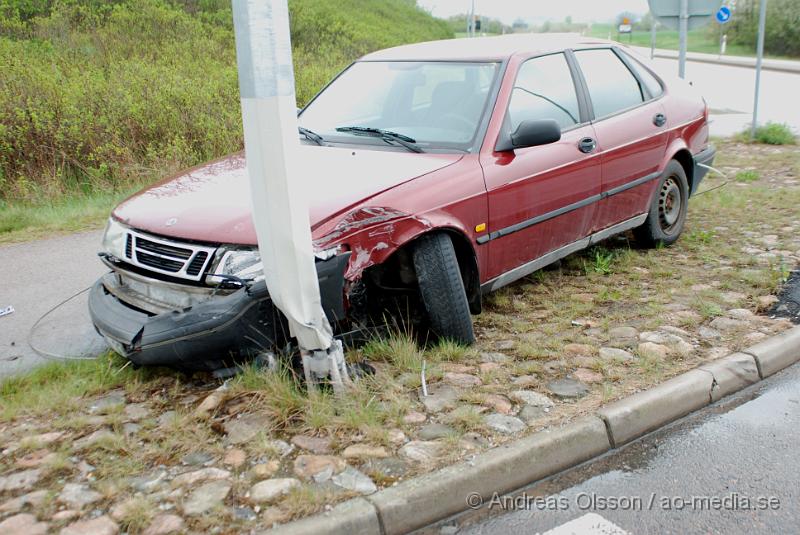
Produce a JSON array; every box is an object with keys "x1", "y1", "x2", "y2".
[
  {"x1": 186, "y1": 252, "x2": 209, "y2": 276},
  {"x1": 121, "y1": 230, "x2": 217, "y2": 282}
]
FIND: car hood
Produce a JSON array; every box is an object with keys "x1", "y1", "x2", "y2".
[{"x1": 113, "y1": 146, "x2": 462, "y2": 245}]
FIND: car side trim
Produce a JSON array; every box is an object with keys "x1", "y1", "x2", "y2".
[
  {"x1": 477, "y1": 170, "x2": 659, "y2": 244},
  {"x1": 480, "y1": 213, "x2": 648, "y2": 293}
]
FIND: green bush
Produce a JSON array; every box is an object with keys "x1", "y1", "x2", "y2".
[
  {"x1": 753, "y1": 122, "x2": 797, "y2": 145},
  {"x1": 0, "y1": 0, "x2": 452, "y2": 201}
]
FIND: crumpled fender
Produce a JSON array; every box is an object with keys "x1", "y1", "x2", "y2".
[{"x1": 314, "y1": 206, "x2": 475, "y2": 281}]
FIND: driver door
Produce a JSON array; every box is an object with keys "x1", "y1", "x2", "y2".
[{"x1": 480, "y1": 53, "x2": 602, "y2": 284}]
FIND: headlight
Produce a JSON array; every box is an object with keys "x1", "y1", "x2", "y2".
[
  {"x1": 206, "y1": 245, "x2": 342, "y2": 285},
  {"x1": 102, "y1": 218, "x2": 129, "y2": 260},
  {"x1": 208, "y1": 249, "x2": 264, "y2": 284}
]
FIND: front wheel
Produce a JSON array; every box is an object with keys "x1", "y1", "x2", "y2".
[
  {"x1": 634, "y1": 160, "x2": 689, "y2": 247},
  {"x1": 412, "y1": 233, "x2": 475, "y2": 345}
]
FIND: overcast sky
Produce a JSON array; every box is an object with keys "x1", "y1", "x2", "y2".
[{"x1": 418, "y1": 0, "x2": 652, "y2": 24}]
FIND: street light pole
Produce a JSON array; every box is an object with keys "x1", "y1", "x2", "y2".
[
  {"x1": 751, "y1": 0, "x2": 768, "y2": 139},
  {"x1": 231, "y1": 0, "x2": 350, "y2": 392}
]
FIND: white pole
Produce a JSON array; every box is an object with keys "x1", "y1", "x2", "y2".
[
  {"x1": 650, "y1": 19, "x2": 657, "y2": 59},
  {"x1": 470, "y1": 0, "x2": 475, "y2": 37},
  {"x1": 231, "y1": 0, "x2": 349, "y2": 390},
  {"x1": 751, "y1": 0, "x2": 768, "y2": 139},
  {"x1": 678, "y1": 0, "x2": 688, "y2": 78}
]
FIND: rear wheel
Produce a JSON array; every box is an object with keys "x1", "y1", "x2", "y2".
[
  {"x1": 412, "y1": 233, "x2": 475, "y2": 344},
  {"x1": 634, "y1": 160, "x2": 689, "y2": 247}
]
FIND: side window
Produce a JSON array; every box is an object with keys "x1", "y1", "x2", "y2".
[
  {"x1": 574, "y1": 49, "x2": 644, "y2": 119},
  {"x1": 621, "y1": 52, "x2": 664, "y2": 98},
  {"x1": 507, "y1": 53, "x2": 581, "y2": 131}
]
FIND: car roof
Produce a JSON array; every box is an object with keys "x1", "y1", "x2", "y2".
[{"x1": 360, "y1": 33, "x2": 616, "y2": 62}]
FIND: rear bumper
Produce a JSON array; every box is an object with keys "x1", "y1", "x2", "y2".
[
  {"x1": 691, "y1": 144, "x2": 716, "y2": 195},
  {"x1": 89, "y1": 252, "x2": 350, "y2": 370}
]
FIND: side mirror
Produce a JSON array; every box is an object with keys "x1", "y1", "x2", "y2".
[{"x1": 496, "y1": 119, "x2": 561, "y2": 151}]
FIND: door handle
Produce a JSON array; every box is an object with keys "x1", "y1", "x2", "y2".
[
  {"x1": 578, "y1": 137, "x2": 596, "y2": 154},
  {"x1": 653, "y1": 113, "x2": 667, "y2": 127}
]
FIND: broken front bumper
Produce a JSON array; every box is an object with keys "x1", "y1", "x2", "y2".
[{"x1": 88, "y1": 252, "x2": 350, "y2": 370}]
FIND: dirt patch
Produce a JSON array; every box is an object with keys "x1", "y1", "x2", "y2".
[{"x1": 1, "y1": 140, "x2": 799, "y2": 533}]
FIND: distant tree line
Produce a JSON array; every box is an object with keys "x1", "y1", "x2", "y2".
[{"x1": 722, "y1": 0, "x2": 800, "y2": 57}]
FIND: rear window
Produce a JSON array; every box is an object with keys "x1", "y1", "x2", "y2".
[
  {"x1": 575, "y1": 48, "x2": 644, "y2": 119},
  {"x1": 621, "y1": 52, "x2": 664, "y2": 99}
]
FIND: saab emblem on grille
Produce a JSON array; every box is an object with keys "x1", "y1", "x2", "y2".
[{"x1": 165, "y1": 217, "x2": 178, "y2": 227}]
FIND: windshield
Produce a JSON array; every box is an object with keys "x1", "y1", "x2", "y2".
[{"x1": 299, "y1": 61, "x2": 500, "y2": 151}]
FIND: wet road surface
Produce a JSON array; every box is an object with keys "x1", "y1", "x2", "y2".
[
  {"x1": 448, "y1": 363, "x2": 800, "y2": 535},
  {"x1": 0, "y1": 231, "x2": 107, "y2": 378}
]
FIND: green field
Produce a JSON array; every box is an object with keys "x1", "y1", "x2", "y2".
[{"x1": 588, "y1": 22, "x2": 772, "y2": 59}]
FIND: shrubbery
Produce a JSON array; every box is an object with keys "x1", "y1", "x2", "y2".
[{"x1": 0, "y1": 0, "x2": 452, "y2": 200}]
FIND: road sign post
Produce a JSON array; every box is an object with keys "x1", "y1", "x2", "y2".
[
  {"x1": 679, "y1": 0, "x2": 689, "y2": 78},
  {"x1": 751, "y1": 0, "x2": 768, "y2": 139},
  {"x1": 648, "y1": 0, "x2": 723, "y2": 78}
]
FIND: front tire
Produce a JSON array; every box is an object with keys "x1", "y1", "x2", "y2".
[
  {"x1": 412, "y1": 233, "x2": 475, "y2": 345},
  {"x1": 634, "y1": 160, "x2": 689, "y2": 247}
]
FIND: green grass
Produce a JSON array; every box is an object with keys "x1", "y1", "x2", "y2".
[
  {"x1": 0, "y1": 352, "x2": 145, "y2": 420},
  {"x1": 0, "y1": 186, "x2": 143, "y2": 244},
  {"x1": 735, "y1": 169, "x2": 760, "y2": 182}
]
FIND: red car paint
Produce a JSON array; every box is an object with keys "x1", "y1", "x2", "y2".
[{"x1": 112, "y1": 35, "x2": 709, "y2": 297}]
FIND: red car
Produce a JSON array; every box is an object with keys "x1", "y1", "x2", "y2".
[{"x1": 90, "y1": 34, "x2": 714, "y2": 371}]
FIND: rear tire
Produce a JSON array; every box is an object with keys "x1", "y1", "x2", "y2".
[
  {"x1": 412, "y1": 233, "x2": 475, "y2": 344},
  {"x1": 634, "y1": 160, "x2": 689, "y2": 248}
]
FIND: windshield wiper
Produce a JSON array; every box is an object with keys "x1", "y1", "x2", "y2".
[
  {"x1": 298, "y1": 126, "x2": 325, "y2": 146},
  {"x1": 335, "y1": 126, "x2": 424, "y2": 153}
]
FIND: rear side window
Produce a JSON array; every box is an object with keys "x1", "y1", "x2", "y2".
[
  {"x1": 507, "y1": 53, "x2": 581, "y2": 131},
  {"x1": 621, "y1": 52, "x2": 664, "y2": 98},
  {"x1": 575, "y1": 49, "x2": 644, "y2": 119}
]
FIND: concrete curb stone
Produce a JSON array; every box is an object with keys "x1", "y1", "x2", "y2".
[
  {"x1": 597, "y1": 369, "x2": 713, "y2": 447},
  {"x1": 367, "y1": 415, "x2": 609, "y2": 535},
  {"x1": 742, "y1": 325, "x2": 800, "y2": 378},
  {"x1": 265, "y1": 497, "x2": 380, "y2": 535},
  {"x1": 699, "y1": 352, "x2": 760, "y2": 402}
]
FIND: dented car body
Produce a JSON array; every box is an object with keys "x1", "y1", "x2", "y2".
[{"x1": 90, "y1": 35, "x2": 714, "y2": 370}]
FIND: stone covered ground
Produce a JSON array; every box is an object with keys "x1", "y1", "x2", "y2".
[{"x1": 2, "y1": 139, "x2": 800, "y2": 535}]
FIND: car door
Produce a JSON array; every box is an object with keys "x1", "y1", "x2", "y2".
[
  {"x1": 480, "y1": 52, "x2": 601, "y2": 286},
  {"x1": 572, "y1": 48, "x2": 668, "y2": 233}
]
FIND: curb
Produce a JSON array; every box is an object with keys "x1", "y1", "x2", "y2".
[{"x1": 272, "y1": 325, "x2": 800, "y2": 534}]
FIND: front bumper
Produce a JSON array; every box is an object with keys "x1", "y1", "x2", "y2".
[
  {"x1": 89, "y1": 252, "x2": 350, "y2": 370},
  {"x1": 691, "y1": 144, "x2": 716, "y2": 195}
]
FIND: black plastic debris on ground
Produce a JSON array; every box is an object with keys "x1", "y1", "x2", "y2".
[{"x1": 769, "y1": 269, "x2": 800, "y2": 324}]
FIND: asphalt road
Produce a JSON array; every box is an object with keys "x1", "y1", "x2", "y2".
[
  {"x1": 453, "y1": 363, "x2": 800, "y2": 535},
  {"x1": 0, "y1": 230, "x2": 108, "y2": 378},
  {"x1": 645, "y1": 53, "x2": 800, "y2": 137}
]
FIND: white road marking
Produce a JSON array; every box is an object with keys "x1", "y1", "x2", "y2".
[{"x1": 543, "y1": 513, "x2": 630, "y2": 535}]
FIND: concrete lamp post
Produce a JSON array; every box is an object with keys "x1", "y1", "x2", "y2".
[{"x1": 230, "y1": 0, "x2": 351, "y2": 393}]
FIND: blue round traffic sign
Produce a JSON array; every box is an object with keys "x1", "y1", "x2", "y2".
[{"x1": 716, "y1": 6, "x2": 731, "y2": 24}]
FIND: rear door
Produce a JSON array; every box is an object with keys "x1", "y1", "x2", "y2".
[
  {"x1": 573, "y1": 48, "x2": 668, "y2": 233},
  {"x1": 480, "y1": 52, "x2": 601, "y2": 285}
]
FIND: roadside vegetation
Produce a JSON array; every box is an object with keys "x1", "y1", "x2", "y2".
[
  {"x1": 2, "y1": 140, "x2": 798, "y2": 531},
  {"x1": 587, "y1": 0, "x2": 800, "y2": 59},
  {"x1": 0, "y1": 0, "x2": 451, "y2": 242}
]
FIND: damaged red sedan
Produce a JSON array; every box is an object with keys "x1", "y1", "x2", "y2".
[{"x1": 90, "y1": 34, "x2": 714, "y2": 371}]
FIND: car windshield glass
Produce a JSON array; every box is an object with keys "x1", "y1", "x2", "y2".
[{"x1": 299, "y1": 61, "x2": 499, "y2": 151}]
